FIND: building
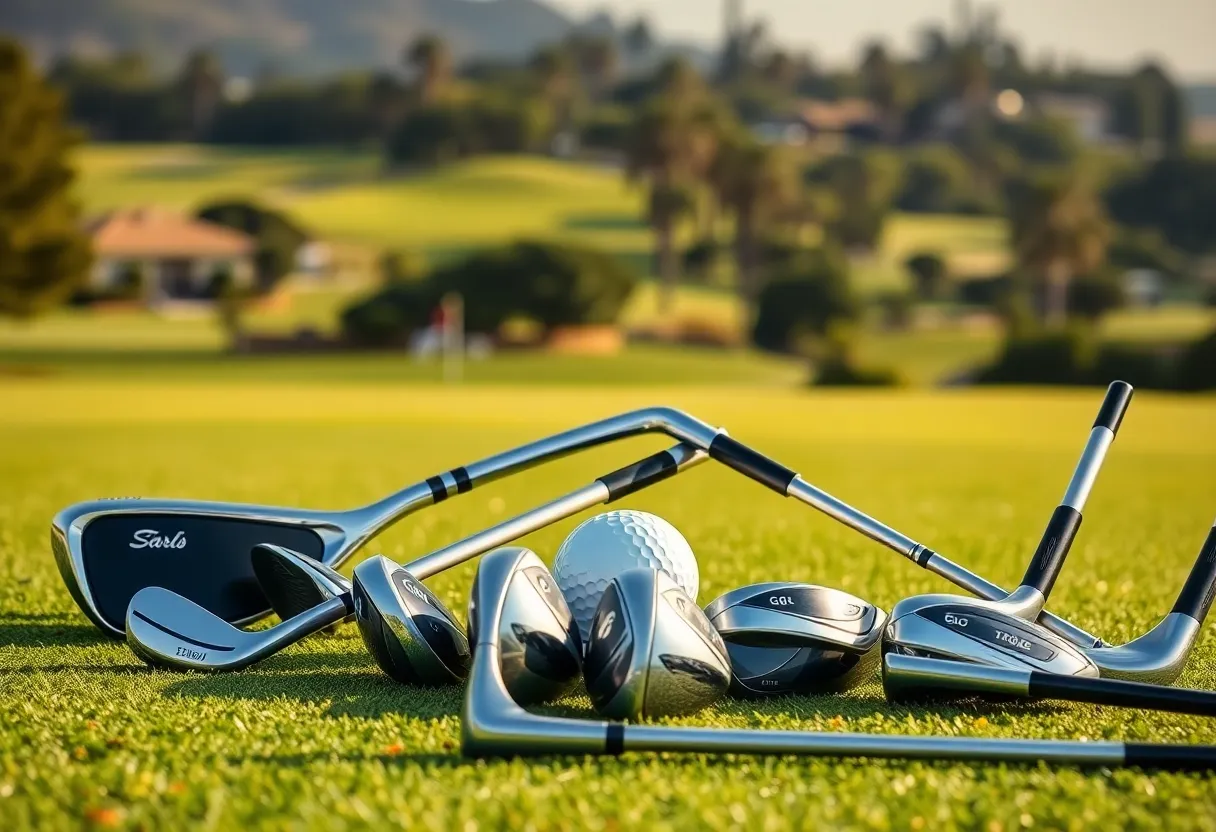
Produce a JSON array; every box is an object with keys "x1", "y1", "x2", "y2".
[
  {"x1": 751, "y1": 98, "x2": 880, "y2": 150},
  {"x1": 87, "y1": 207, "x2": 256, "y2": 305},
  {"x1": 1032, "y1": 93, "x2": 1111, "y2": 143}
]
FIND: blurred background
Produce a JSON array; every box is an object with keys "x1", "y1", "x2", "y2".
[{"x1": 1, "y1": 0, "x2": 1214, "y2": 390}]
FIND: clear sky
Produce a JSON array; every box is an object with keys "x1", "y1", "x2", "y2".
[{"x1": 549, "y1": 0, "x2": 1216, "y2": 82}]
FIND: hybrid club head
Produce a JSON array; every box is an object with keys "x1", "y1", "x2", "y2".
[
  {"x1": 582, "y1": 568, "x2": 730, "y2": 720},
  {"x1": 351, "y1": 555, "x2": 470, "y2": 687},
  {"x1": 251, "y1": 543, "x2": 352, "y2": 623},
  {"x1": 466, "y1": 547, "x2": 583, "y2": 706},
  {"x1": 703, "y1": 582, "x2": 888, "y2": 696}
]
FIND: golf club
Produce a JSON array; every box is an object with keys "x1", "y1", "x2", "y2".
[
  {"x1": 582, "y1": 568, "x2": 731, "y2": 719},
  {"x1": 126, "y1": 442, "x2": 706, "y2": 671},
  {"x1": 462, "y1": 546, "x2": 1216, "y2": 771},
  {"x1": 703, "y1": 582, "x2": 887, "y2": 697},
  {"x1": 881, "y1": 381, "x2": 1133, "y2": 676},
  {"x1": 883, "y1": 654, "x2": 1216, "y2": 716},
  {"x1": 59, "y1": 406, "x2": 726, "y2": 637},
  {"x1": 67, "y1": 398, "x2": 1118, "y2": 649}
]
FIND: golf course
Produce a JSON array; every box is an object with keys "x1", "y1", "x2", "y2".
[{"x1": 1, "y1": 371, "x2": 1215, "y2": 829}]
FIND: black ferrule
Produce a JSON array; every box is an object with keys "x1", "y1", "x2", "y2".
[
  {"x1": 1124, "y1": 743, "x2": 1216, "y2": 771},
  {"x1": 598, "y1": 449, "x2": 682, "y2": 502},
  {"x1": 1171, "y1": 526, "x2": 1216, "y2": 619},
  {"x1": 708, "y1": 435, "x2": 797, "y2": 495},
  {"x1": 452, "y1": 467, "x2": 473, "y2": 494},
  {"x1": 1028, "y1": 673, "x2": 1216, "y2": 717},
  {"x1": 1020, "y1": 506, "x2": 1082, "y2": 596},
  {"x1": 606, "y1": 724, "x2": 625, "y2": 755},
  {"x1": 426, "y1": 476, "x2": 448, "y2": 503},
  {"x1": 915, "y1": 547, "x2": 936, "y2": 567},
  {"x1": 1093, "y1": 381, "x2": 1134, "y2": 435}
]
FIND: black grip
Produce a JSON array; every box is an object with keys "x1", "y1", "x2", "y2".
[
  {"x1": 1020, "y1": 506, "x2": 1082, "y2": 596},
  {"x1": 1029, "y1": 673, "x2": 1216, "y2": 717},
  {"x1": 1124, "y1": 743, "x2": 1216, "y2": 771},
  {"x1": 606, "y1": 723, "x2": 625, "y2": 755},
  {"x1": 597, "y1": 448, "x2": 683, "y2": 502},
  {"x1": 1172, "y1": 525, "x2": 1216, "y2": 619},
  {"x1": 708, "y1": 434, "x2": 797, "y2": 495},
  {"x1": 1093, "y1": 381, "x2": 1134, "y2": 434}
]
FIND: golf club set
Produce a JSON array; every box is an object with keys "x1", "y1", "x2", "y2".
[{"x1": 50, "y1": 381, "x2": 1216, "y2": 770}]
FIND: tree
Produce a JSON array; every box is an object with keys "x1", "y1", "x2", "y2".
[
  {"x1": 1112, "y1": 63, "x2": 1188, "y2": 158},
  {"x1": 406, "y1": 34, "x2": 452, "y2": 104},
  {"x1": 1010, "y1": 176, "x2": 1111, "y2": 326},
  {"x1": 569, "y1": 35, "x2": 619, "y2": 100},
  {"x1": 623, "y1": 17, "x2": 654, "y2": 62},
  {"x1": 175, "y1": 49, "x2": 224, "y2": 140},
  {"x1": 805, "y1": 151, "x2": 905, "y2": 252},
  {"x1": 751, "y1": 247, "x2": 859, "y2": 355},
  {"x1": 625, "y1": 91, "x2": 720, "y2": 312},
  {"x1": 904, "y1": 252, "x2": 949, "y2": 300},
  {"x1": 859, "y1": 41, "x2": 913, "y2": 141},
  {"x1": 0, "y1": 39, "x2": 92, "y2": 319},
  {"x1": 1105, "y1": 157, "x2": 1216, "y2": 256},
  {"x1": 530, "y1": 45, "x2": 576, "y2": 136},
  {"x1": 196, "y1": 199, "x2": 308, "y2": 291},
  {"x1": 712, "y1": 138, "x2": 801, "y2": 308}
]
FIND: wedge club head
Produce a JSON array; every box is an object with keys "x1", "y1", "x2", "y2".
[
  {"x1": 466, "y1": 547, "x2": 583, "y2": 706},
  {"x1": 582, "y1": 568, "x2": 730, "y2": 720},
  {"x1": 704, "y1": 582, "x2": 887, "y2": 696},
  {"x1": 251, "y1": 543, "x2": 352, "y2": 622}
]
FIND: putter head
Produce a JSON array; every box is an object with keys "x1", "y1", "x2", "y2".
[
  {"x1": 252, "y1": 543, "x2": 353, "y2": 623},
  {"x1": 466, "y1": 547, "x2": 583, "y2": 707},
  {"x1": 52, "y1": 497, "x2": 359, "y2": 637},
  {"x1": 703, "y1": 582, "x2": 888, "y2": 696},
  {"x1": 126, "y1": 586, "x2": 259, "y2": 671},
  {"x1": 883, "y1": 593, "x2": 1099, "y2": 678},
  {"x1": 352, "y1": 555, "x2": 470, "y2": 686},
  {"x1": 583, "y1": 568, "x2": 730, "y2": 720}
]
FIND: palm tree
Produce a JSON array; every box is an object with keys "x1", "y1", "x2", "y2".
[
  {"x1": 626, "y1": 96, "x2": 719, "y2": 312},
  {"x1": 405, "y1": 34, "x2": 451, "y2": 103},
  {"x1": 1011, "y1": 176, "x2": 1111, "y2": 326},
  {"x1": 176, "y1": 50, "x2": 224, "y2": 140},
  {"x1": 571, "y1": 35, "x2": 619, "y2": 101},
  {"x1": 859, "y1": 41, "x2": 912, "y2": 142},
  {"x1": 712, "y1": 138, "x2": 800, "y2": 308}
]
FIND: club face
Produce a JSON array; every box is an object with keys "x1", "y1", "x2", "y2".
[
  {"x1": 584, "y1": 568, "x2": 730, "y2": 720},
  {"x1": 486, "y1": 550, "x2": 583, "y2": 706},
  {"x1": 251, "y1": 544, "x2": 352, "y2": 622},
  {"x1": 126, "y1": 586, "x2": 262, "y2": 670},
  {"x1": 53, "y1": 499, "x2": 354, "y2": 637},
  {"x1": 703, "y1": 582, "x2": 887, "y2": 696},
  {"x1": 883, "y1": 596, "x2": 1099, "y2": 677},
  {"x1": 352, "y1": 556, "x2": 470, "y2": 686}
]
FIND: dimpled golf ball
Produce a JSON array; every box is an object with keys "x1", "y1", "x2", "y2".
[{"x1": 553, "y1": 510, "x2": 699, "y2": 643}]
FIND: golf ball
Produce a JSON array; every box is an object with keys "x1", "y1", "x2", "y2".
[{"x1": 553, "y1": 510, "x2": 699, "y2": 643}]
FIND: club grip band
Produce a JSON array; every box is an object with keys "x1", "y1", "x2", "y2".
[
  {"x1": 1020, "y1": 506, "x2": 1082, "y2": 596},
  {"x1": 1123, "y1": 743, "x2": 1216, "y2": 771},
  {"x1": 1093, "y1": 380, "x2": 1134, "y2": 435},
  {"x1": 708, "y1": 435, "x2": 797, "y2": 495},
  {"x1": 598, "y1": 448, "x2": 684, "y2": 501},
  {"x1": 1029, "y1": 673, "x2": 1216, "y2": 717},
  {"x1": 1171, "y1": 525, "x2": 1216, "y2": 619}
]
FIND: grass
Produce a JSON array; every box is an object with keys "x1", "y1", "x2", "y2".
[{"x1": 0, "y1": 372, "x2": 1214, "y2": 830}]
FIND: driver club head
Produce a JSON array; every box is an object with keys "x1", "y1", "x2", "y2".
[
  {"x1": 703, "y1": 582, "x2": 888, "y2": 697},
  {"x1": 466, "y1": 547, "x2": 583, "y2": 707},
  {"x1": 351, "y1": 555, "x2": 471, "y2": 686},
  {"x1": 582, "y1": 568, "x2": 730, "y2": 720}
]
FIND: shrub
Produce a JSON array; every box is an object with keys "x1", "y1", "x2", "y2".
[
  {"x1": 812, "y1": 354, "x2": 901, "y2": 387},
  {"x1": 1090, "y1": 343, "x2": 1173, "y2": 389},
  {"x1": 752, "y1": 247, "x2": 858, "y2": 354},
  {"x1": 196, "y1": 199, "x2": 308, "y2": 291},
  {"x1": 1175, "y1": 329, "x2": 1216, "y2": 391},
  {"x1": 341, "y1": 282, "x2": 439, "y2": 347},
  {"x1": 379, "y1": 250, "x2": 427, "y2": 284},
  {"x1": 904, "y1": 251, "x2": 948, "y2": 301},
  {"x1": 974, "y1": 328, "x2": 1097, "y2": 385},
  {"x1": 1067, "y1": 271, "x2": 1126, "y2": 321},
  {"x1": 873, "y1": 290, "x2": 915, "y2": 331}
]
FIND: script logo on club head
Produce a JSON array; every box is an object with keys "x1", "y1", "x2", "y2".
[
  {"x1": 597, "y1": 610, "x2": 617, "y2": 641},
  {"x1": 129, "y1": 530, "x2": 187, "y2": 550}
]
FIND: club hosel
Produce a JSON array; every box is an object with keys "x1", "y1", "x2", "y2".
[
  {"x1": 1019, "y1": 505, "x2": 1082, "y2": 598},
  {"x1": 1171, "y1": 522, "x2": 1216, "y2": 620}
]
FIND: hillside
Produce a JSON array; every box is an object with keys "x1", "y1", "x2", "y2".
[{"x1": 3, "y1": 0, "x2": 577, "y2": 76}]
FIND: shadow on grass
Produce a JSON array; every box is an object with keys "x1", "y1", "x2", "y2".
[{"x1": 0, "y1": 613, "x2": 112, "y2": 647}]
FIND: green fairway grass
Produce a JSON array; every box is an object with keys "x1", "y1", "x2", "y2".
[{"x1": 1, "y1": 375, "x2": 1214, "y2": 829}]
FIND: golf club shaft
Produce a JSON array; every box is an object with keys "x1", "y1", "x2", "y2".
[
  {"x1": 407, "y1": 443, "x2": 707, "y2": 580},
  {"x1": 699, "y1": 386, "x2": 1138, "y2": 650},
  {"x1": 1172, "y1": 520, "x2": 1216, "y2": 621},
  {"x1": 884, "y1": 654, "x2": 1216, "y2": 717},
  {"x1": 357, "y1": 408, "x2": 723, "y2": 537},
  {"x1": 616, "y1": 725, "x2": 1215, "y2": 769},
  {"x1": 1017, "y1": 381, "x2": 1133, "y2": 600}
]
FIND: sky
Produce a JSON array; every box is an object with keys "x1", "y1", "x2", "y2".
[{"x1": 549, "y1": 0, "x2": 1216, "y2": 82}]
